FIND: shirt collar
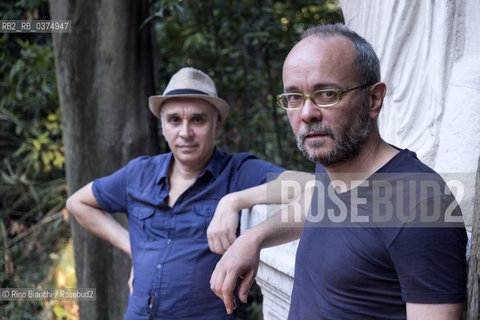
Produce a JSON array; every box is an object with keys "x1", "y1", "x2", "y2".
[
  {"x1": 202, "y1": 146, "x2": 227, "y2": 179},
  {"x1": 154, "y1": 146, "x2": 227, "y2": 185},
  {"x1": 154, "y1": 152, "x2": 173, "y2": 185}
]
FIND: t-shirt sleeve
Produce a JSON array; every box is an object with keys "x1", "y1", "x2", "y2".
[
  {"x1": 92, "y1": 165, "x2": 128, "y2": 214},
  {"x1": 387, "y1": 225, "x2": 467, "y2": 303},
  {"x1": 232, "y1": 153, "x2": 285, "y2": 191}
]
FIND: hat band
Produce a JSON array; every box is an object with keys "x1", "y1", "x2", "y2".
[{"x1": 165, "y1": 89, "x2": 209, "y2": 96}]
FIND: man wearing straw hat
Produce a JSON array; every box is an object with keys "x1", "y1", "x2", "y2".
[{"x1": 66, "y1": 67, "x2": 311, "y2": 319}]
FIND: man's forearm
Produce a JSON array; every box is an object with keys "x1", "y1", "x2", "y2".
[
  {"x1": 209, "y1": 187, "x2": 313, "y2": 313},
  {"x1": 229, "y1": 170, "x2": 314, "y2": 211},
  {"x1": 406, "y1": 302, "x2": 464, "y2": 320},
  {"x1": 207, "y1": 171, "x2": 314, "y2": 254},
  {"x1": 248, "y1": 187, "x2": 314, "y2": 249},
  {"x1": 66, "y1": 182, "x2": 131, "y2": 258},
  {"x1": 258, "y1": 189, "x2": 313, "y2": 248}
]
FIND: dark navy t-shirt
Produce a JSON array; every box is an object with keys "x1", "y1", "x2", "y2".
[{"x1": 288, "y1": 148, "x2": 467, "y2": 319}]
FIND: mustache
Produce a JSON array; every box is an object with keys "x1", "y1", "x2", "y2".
[{"x1": 298, "y1": 122, "x2": 335, "y2": 141}]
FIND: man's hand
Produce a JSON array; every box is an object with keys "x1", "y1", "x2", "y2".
[
  {"x1": 207, "y1": 194, "x2": 241, "y2": 254},
  {"x1": 210, "y1": 188, "x2": 310, "y2": 314},
  {"x1": 207, "y1": 171, "x2": 314, "y2": 254},
  {"x1": 210, "y1": 230, "x2": 261, "y2": 314}
]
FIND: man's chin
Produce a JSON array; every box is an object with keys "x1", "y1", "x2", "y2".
[
  {"x1": 297, "y1": 138, "x2": 333, "y2": 163},
  {"x1": 300, "y1": 146, "x2": 330, "y2": 164},
  {"x1": 175, "y1": 145, "x2": 198, "y2": 153},
  {"x1": 173, "y1": 150, "x2": 198, "y2": 161},
  {"x1": 305, "y1": 143, "x2": 331, "y2": 156}
]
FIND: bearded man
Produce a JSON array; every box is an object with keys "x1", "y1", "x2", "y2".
[{"x1": 210, "y1": 24, "x2": 467, "y2": 320}]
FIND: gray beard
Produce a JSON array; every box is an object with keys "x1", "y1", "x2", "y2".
[{"x1": 296, "y1": 104, "x2": 371, "y2": 166}]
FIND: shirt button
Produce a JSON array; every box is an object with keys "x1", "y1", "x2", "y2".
[
  {"x1": 167, "y1": 239, "x2": 172, "y2": 245},
  {"x1": 156, "y1": 264, "x2": 162, "y2": 270}
]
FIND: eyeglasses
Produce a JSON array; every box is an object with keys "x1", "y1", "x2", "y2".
[{"x1": 276, "y1": 84, "x2": 368, "y2": 110}]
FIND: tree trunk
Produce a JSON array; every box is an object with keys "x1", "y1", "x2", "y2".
[
  {"x1": 467, "y1": 157, "x2": 480, "y2": 319},
  {"x1": 49, "y1": 1, "x2": 159, "y2": 318}
]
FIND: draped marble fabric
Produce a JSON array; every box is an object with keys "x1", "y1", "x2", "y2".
[
  {"x1": 249, "y1": 3, "x2": 479, "y2": 320},
  {"x1": 339, "y1": 0, "x2": 480, "y2": 226}
]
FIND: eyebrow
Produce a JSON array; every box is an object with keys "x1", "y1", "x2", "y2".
[
  {"x1": 283, "y1": 86, "x2": 300, "y2": 92},
  {"x1": 284, "y1": 82, "x2": 341, "y2": 92},
  {"x1": 165, "y1": 112, "x2": 208, "y2": 118}
]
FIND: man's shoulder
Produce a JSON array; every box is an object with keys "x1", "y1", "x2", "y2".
[
  {"x1": 214, "y1": 149, "x2": 260, "y2": 167},
  {"x1": 127, "y1": 153, "x2": 170, "y2": 166},
  {"x1": 213, "y1": 150, "x2": 284, "y2": 181},
  {"x1": 229, "y1": 151, "x2": 257, "y2": 162},
  {"x1": 120, "y1": 153, "x2": 171, "y2": 181},
  {"x1": 383, "y1": 148, "x2": 451, "y2": 188},
  {"x1": 381, "y1": 148, "x2": 436, "y2": 174},
  {"x1": 229, "y1": 152, "x2": 283, "y2": 172}
]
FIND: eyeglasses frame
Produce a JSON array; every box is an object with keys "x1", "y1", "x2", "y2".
[{"x1": 276, "y1": 84, "x2": 369, "y2": 110}]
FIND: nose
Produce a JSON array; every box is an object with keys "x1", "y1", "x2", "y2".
[
  {"x1": 300, "y1": 98, "x2": 323, "y2": 124},
  {"x1": 179, "y1": 121, "x2": 193, "y2": 139}
]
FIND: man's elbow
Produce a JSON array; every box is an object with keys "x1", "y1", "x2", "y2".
[
  {"x1": 65, "y1": 182, "x2": 96, "y2": 218},
  {"x1": 66, "y1": 193, "x2": 79, "y2": 218},
  {"x1": 66, "y1": 186, "x2": 91, "y2": 219}
]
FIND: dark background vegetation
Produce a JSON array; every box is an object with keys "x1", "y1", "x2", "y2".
[{"x1": 0, "y1": 0, "x2": 343, "y2": 318}]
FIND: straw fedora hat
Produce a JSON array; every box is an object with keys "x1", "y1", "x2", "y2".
[{"x1": 149, "y1": 67, "x2": 229, "y2": 122}]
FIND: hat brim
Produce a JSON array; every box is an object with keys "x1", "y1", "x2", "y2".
[{"x1": 149, "y1": 94, "x2": 229, "y2": 123}]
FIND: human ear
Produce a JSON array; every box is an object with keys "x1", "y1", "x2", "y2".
[
  {"x1": 368, "y1": 82, "x2": 387, "y2": 119},
  {"x1": 160, "y1": 117, "x2": 166, "y2": 138},
  {"x1": 214, "y1": 118, "x2": 221, "y2": 137}
]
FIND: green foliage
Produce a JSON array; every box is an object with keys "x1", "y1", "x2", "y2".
[
  {"x1": 43, "y1": 240, "x2": 78, "y2": 319},
  {"x1": 0, "y1": 167, "x2": 69, "y2": 320},
  {"x1": 0, "y1": 1, "x2": 70, "y2": 319},
  {"x1": 0, "y1": 35, "x2": 64, "y2": 177},
  {"x1": 0, "y1": 0, "x2": 49, "y2": 19},
  {"x1": 234, "y1": 281, "x2": 264, "y2": 320},
  {"x1": 151, "y1": 0, "x2": 343, "y2": 172}
]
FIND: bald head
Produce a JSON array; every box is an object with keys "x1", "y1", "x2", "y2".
[
  {"x1": 283, "y1": 35, "x2": 359, "y2": 92},
  {"x1": 296, "y1": 24, "x2": 381, "y2": 87}
]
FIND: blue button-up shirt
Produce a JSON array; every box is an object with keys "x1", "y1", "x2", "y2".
[{"x1": 92, "y1": 148, "x2": 284, "y2": 319}]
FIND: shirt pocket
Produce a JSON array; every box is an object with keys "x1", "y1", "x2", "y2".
[
  {"x1": 194, "y1": 201, "x2": 217, "y2": 217},
  {"x1": 193, "y1": 200, "x2": 218, "y2": 240},
  {"x1": 129, "y1": 207, "x2": 159, "y2": 242}
]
